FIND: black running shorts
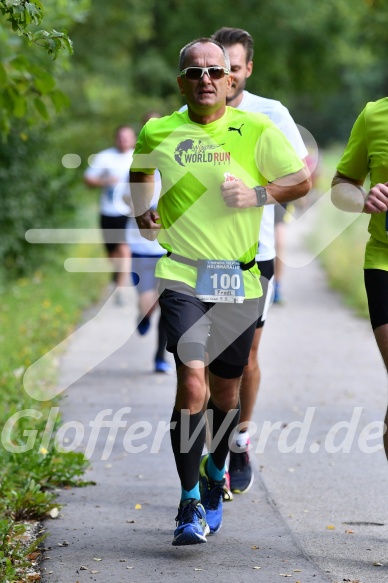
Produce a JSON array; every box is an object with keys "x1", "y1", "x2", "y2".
[
  {"x1": 100, "y1": 214, "x2": 128, "y2": 253},
  {"x1": 364, "y1": 268, "x2": 388, "y2": 330},
  {"x1": 158, "y1": 281, "x2": 260, "y2": 379}
]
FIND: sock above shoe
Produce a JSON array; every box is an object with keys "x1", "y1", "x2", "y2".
[
  {"x1": 234, "y1": 430, "x2": 250, "y2": 450},
  {"x1": 206, "y1": 453, "x2": 225, "y2": 482}
]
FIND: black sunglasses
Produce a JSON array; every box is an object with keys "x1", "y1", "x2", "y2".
[{"x1": 179, "y1": 66, "x2": 229, "y2": 81}]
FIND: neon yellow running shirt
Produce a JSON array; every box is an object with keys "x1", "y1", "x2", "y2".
[
  {"x1": 337, "y1": 98, "x2": 388, "y2": 271},
  {"x1": 131, "y1": 107, "x2": 304, "y2": 298}
]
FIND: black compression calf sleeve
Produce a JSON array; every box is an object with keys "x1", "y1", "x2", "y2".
[
  {"x1": 207, "y1": 398, "x2": 240, "y2": 471},
  {"x1": 170, "y1": 408, "x2": 206, "y2": 492}
]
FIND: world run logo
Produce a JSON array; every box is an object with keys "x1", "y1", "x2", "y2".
[{"x1": 174, "y1": 138, "x2": 230, "y2": 167}]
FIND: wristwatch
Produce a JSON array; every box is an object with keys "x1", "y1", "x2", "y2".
[{"x1": 254, "y1": 185, "x2": 267, "y2": 207}]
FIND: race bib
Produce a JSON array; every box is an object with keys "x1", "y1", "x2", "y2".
[{"x1": 195, "y1": 260, "x2": 245, "y2": 303}]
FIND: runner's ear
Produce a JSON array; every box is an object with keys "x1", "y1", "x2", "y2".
[{"x1": 177, "y1": 76, "x2": 185, "y2": 95}]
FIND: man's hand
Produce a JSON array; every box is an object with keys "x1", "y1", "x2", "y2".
[
  {"x1": 220, "y1": 177, "x2": 257, "y2": 208},
  {"x1": 136, "y1": 209, "x2": 161, "y2": 240},
  {"x1": 364, "y1": 183, "x2": 388, "y2": 214}
]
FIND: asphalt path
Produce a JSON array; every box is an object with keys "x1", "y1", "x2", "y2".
[{"x1": 40, "y1": 207, "x2": 388, "y2": 583}]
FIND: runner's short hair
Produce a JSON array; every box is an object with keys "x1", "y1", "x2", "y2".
[
  {"x1": 179, "y1": 37, "x2": 230, "y2": 72},
  {"x1": 211, "y1": 27, "x2": 254, "y2": 63}
]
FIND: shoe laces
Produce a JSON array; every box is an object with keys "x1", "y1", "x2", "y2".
[
  {"x1": 175, "y1": 501, "x2": 203, "y2": 525},
  {"x1": 203, "y1": 480, "x2": 224, "y2": 510}
]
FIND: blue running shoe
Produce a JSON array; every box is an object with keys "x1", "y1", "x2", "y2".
[
  {"x1": 154, "y1": 358, "x2": 173, "y2": 374},
  {"x1": 199, "y1": 455, "x2": 224, "y2": 534},
  {"x1": 273, "y1": 282, "x2": 283, "y2": 305},
  {"x1": 172, "y1": 499, "x2": 209, "y2": 546}
]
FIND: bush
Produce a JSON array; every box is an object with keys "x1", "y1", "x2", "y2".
[{"x1": 0, "y1": 126, "x2": 79, "y2": 279}]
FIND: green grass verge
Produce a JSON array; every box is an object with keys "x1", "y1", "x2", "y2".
[
  {"x1": 0, "y1": 196, "x2": 109, "y2": 581},
  {"x1": 309, "y1": 145, "x2": 370, "y2": 319}
]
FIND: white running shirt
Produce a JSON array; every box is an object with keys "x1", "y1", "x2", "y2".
[
  {"x1": 85, "y1": 147, "x2": 134, "y2": 217},
  {"x1": 237, "y1": 91, "x2": 308, "y2": 261}
]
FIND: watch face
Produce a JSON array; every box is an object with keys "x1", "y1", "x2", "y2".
[{"x1": 255, "y1": 186, "x2": 267, "y2": 207}]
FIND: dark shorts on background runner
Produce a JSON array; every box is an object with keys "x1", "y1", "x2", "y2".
[
  {"x1": 100, "y1": 214, "x2": 128, "y2": 253},
  {"x1": 364, "y1": 269, "x2": 388, "y2": 330},
  {"x1": 158, "y1": 282, "x2": 260, "y2": 379},
  {"x1": 257, "y1": 259, "x2": 275, "y2": 328}
]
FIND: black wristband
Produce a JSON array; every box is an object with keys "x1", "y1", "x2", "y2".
[{"x1": 254, "y1": 185, "x2": 267, "y2": 207}]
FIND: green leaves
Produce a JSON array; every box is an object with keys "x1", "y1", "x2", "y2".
[
  {"x1": 30, "y1": 28, "x2": 74, "y2": 58},
  {"x1": 0, "y1": 0, "x2": 43, "y2": 29},
  {"x1": 0, "y1": 0, "x2": 80, "y2": 137},
  {"x1": 33, "y1": 96, "x2": 48, "y2": 119},
  {"x1": 0, "y1": 56, "x2": 69, "y2": 130},
  {"x1": 0, "y1": 1, "x2": 74, "y2": 58},
  {"x1": 0, "y1": 62, "x2": 7, "y2": 87}
]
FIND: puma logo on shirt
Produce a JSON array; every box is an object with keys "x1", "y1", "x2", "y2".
[{"x1": 228, "y1": 124, "x2": 244, "y2": 136}]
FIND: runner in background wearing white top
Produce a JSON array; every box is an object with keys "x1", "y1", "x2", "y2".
[
  {"x1": 84, "y1": 126, "x2": 135, "y2": 305},
  {"x1": 211, "y1": 28, "x2": 310, "y2": 495}
]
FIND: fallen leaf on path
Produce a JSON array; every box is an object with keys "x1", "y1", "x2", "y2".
[
  {"x1": 135, "y1": 504, "x2": 142, "y2": 510},
  {"x1": 252, "y1": 566, "x2": 261, "y2": 569},
  {"x1": 48, "y1": 508, "x2": 59, "y2": 519},
  {"x1": 293, "y1": 569, "x2": 302, "y2": 572},
  {"x1": 27, "y1": 551, "x2": 41, "y2": 560},
  {"x1": 194, "y1": 568, "x2": 203, "y2": 571},
  {"x1": 251, "y1": 545, "x2": 259, "y2": 549},
  {"x1": 127, "y1": 519, "x2": 136, "y2": 523},
  {"x1": 79, "y1": 566, "x2": 88, "y2": 571},
  {"x1": 90, "y1": 571, "x2": 99, "y2": 574},
  {"x1": 345, "y1": 529, "x2": 355, "y2": 534},
  {"x1": 326, "y1": 525, "x2": 335, "y2": 530},
  {"x1": 93, "y1": 557, "x2": 102, "y2": 561},
  {"x1": 373, "y1": 562, "x2": 383, "y2": 566},
  {"x1": 279, "y1": 575, "x2": 292, "y2": 578}
]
